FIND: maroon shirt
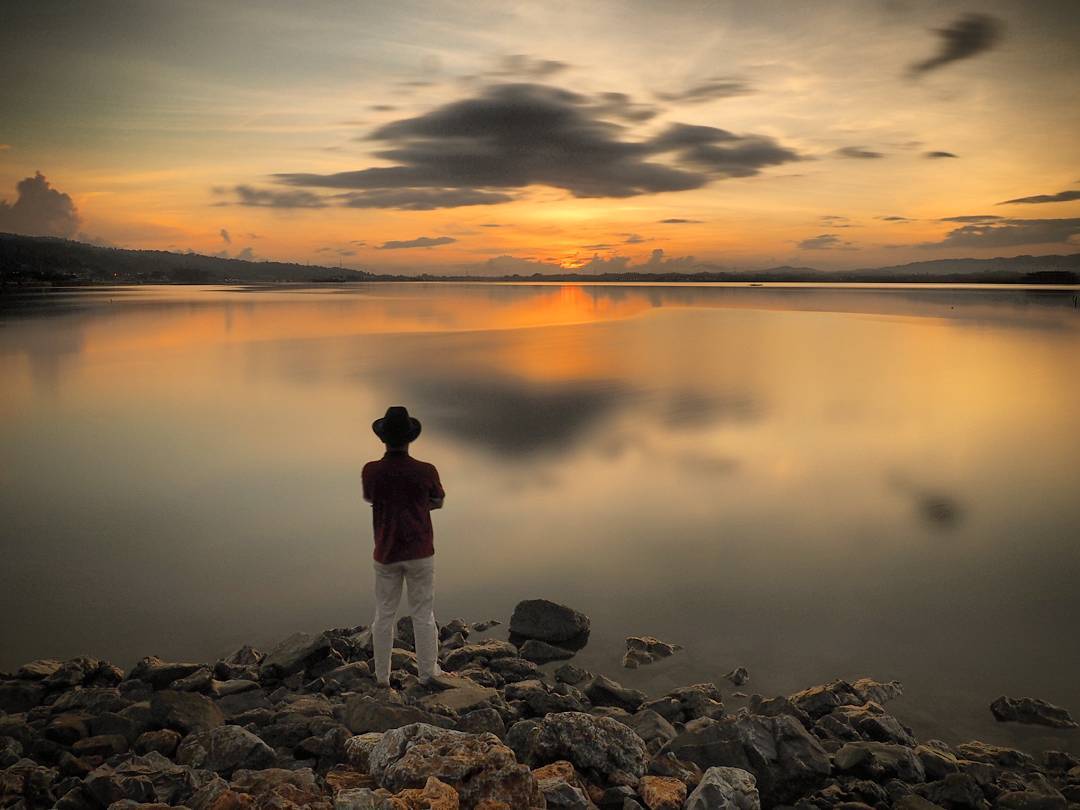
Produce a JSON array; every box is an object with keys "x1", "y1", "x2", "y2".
[{"x1": 362, "y1": 450, "x2": 445, "y2": 563}]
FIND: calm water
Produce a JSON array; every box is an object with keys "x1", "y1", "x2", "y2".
[{"x1": 2, "y1": 283, "x2": 1079, "y2": 753}]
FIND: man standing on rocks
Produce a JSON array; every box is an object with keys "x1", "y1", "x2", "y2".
[{"x1": 362, "y1": 406, "x2": 446, "y2": 687}]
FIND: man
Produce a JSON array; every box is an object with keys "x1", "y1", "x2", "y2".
[{"x1": 362, "y1": 405, "x2": 446, "y2": 687}]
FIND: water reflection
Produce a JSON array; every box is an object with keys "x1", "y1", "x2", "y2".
[{"x1": 1, "y1": 283, "x2": 1078, "y2": 754}]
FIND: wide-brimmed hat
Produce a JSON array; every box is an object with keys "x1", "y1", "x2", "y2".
[{"x1": 372, "y1": 405, "x2": 422, "y2": 444}]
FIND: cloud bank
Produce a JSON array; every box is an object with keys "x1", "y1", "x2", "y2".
[{"x1": 0, "y1": 172, "x2": 81, "y2": 238}]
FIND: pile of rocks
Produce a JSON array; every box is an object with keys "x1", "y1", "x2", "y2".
[{"x1": 1, "y1": 598, "x2": 1076, "y2": 809}]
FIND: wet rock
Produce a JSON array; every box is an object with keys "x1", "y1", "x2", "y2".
[
  {"x1": 585, "y1": 675, "x2": 647, "y2": 713},
  {"x1": 134, "y1": 729, "x2": 181, "y2": 757},
  {"x1": 520, "y1": 639, "x2": 577, "y2": 664},
  {"x1": 746, "y1": 694, "x2": 811, "y2": 726},
  {"x1": 344, "y1": 695, "x2": 452, "y2": 734},
  {"x1": 834, "y1": 741, "x2": 926, "y2": 783},
  {"x1": 622, "y1": 637, "x2": 682, "y2": 669},
  {"x1": 816, "y1": 702, "x2": 917, "y2": 747},
  {"x1": 176, "y1": 724, "x2": 275, "y2": 775},
  {"x1": 509, "y1": 711, "x2": 649, "y2": 779},
  {"x1": 685, "y1": 765, "x2": 760, "y2": 810},
  {"x1": 259, "y1": 631, "x2": 333, "y2": 682},
  {"x1": 509, "y1": 599, "x2": 591, "y2": 643},
  {"x1": 127, "y1": 657, "x2": 205, "y2": 690},
  {"x1": 488, "y1": 656, "x2": 541, "y2": 683},
  {"x1": 505, "y1": 679, "x2": 587, "y2": 716},
  {"x1": 659, "y1": 713, "x2": 831, "y2": 806},
  {"x1": 369, "y1": 723, "x2": 543, "y2": 808},
  {"x1": 639, "y1": 775, "x2": 686, "y2": 809},
  {"x1": 990, "y1": 696, "x2": 1078, "y2": 729},
  {"x1": 725, "y1": 668, "x2": 750, "y2": 687},
  {"x1": 642, "y1": 684, "x2": 725, "y2": 725},
  {"x1": 442, "y1": 640, "x2": 520, "y2": 672},
  {"x1": 149, "y1": 690, "x2": 224, "y2": 734},
  {"x1": 625, "y1": 710, "x2": 677, "y2": 752},
  {"x1": 555, "y1": 664, "x2": 591, "y2": 686}
]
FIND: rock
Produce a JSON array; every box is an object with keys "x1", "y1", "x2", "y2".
[
  {"x1": 149, "y1": 690, "x2": 224, "y2": 734},
  {"x1": 134, "y1": 729, "x2": 181, "y2": 757},
  {"x1": 259, "y1": 631, "x2": 333, "y2": 681},
  {"x1": 0, "y1": 679, "x2": 45, "y2": 712},
  {"x1": 745, "y1": 695, "x2": 810, "y2": 727},
  {"x1": 851, "y1": 678, "x2": 903, "y2": 705},
  {"x1": 648, "y1": 751, "x2": 704, "y2": 788},
  {"x1": 585, "y1": 675, "x2": 647, "y2": 712},
  {"x1": 369, "y1": 723, "x2": 543, "y2": 809},
  {"x1": 642, "y1": 684, "x2": 725, "y2": 725},
  {"x1": 15, "y1": 659, "x2": 64, "y2": 680},
  {"x1": 505, "y1": 679, "x2": 588, "y2": 716},
  {"x1": 51, "y1": 686, "x2": 128, "y2": 714},
  {"x1": 532, "y1": 760, "x2": 592, "y2": 809},
  {"x1": 638, "y1": 775, "x2": 686, "y2": 809},
  {"x1": 509, "y1": 599, "x2": 591, "y2": 643},
  {"x1": 555, "y1": 664, "x2": 591, "y2": 686},
  {"x1": 685, "y1": 766, "x2": 760, "y2": 810},
  {"x1": 334, "y1": 787, "x2": 381, "y2": 808},
  {"x1": 626, "y1": 710, "x2": 678, "y2": 752},
  {"x1": 442, "y1": 640, "x2": 520, "y2": 672},
  {"x1": 622, "y1": 637, "x2": 682, "y2": 669},
  {"x1": 228, "y1": 766, "x2": 333, "y2": 809},
  {"x1": 816, "y1": 702, "x2": 916, "y2": 747},
  {"x1": 217, "y1": 687, "x2": 273, "y2": 718},
  {"x1": 788, "y1": 679, "x2": 865, "y2": 721},
  {"x1": 510, "y1": 711, "x2": 649, "y2": 779},
  {"x1": 84, "y1": 764, "x2": 158, "y2": 805},
  {"x1": 420, "y1": 682, "x2": 499, "y2": 714},
  {"x1": 915, "y1": 772, "x2": 989, "y2": 809},
  {"x1": 990, "y1": 696, "x2": 1078, "y2": 729},
  {"x1": 224, "y1": 643, "x2": 264, "y2": 666},
  {"x1": 458, "y1": 708, "x2": 507, "y2": 738},
  {"x1": 71, "y1": 734, "x2": 129, "y2": 758},
  {"x1": 127, "y1": 657, "x2": 205, "y2": 690},
  {"x1": 519, "y1": 639, "x2": 576, "y2": 664},
  {"x1": 345, "y1": 732, "x2": 385, "y2": 771},
  {"x1": 213, "y1": 677, "x2": 259, "y2": 697},
  {"x1": 344, "y1": 695, "x2": 451, "y2": 734},
  {"x1": 914, "y1": 744, "x2": 962, "y2": 781},
  {"x1": 385, "y1": 775, "x2": 461, "y2": 808},
  {"x1": 471, "y1": 620, "x2": 501, "y2": 632},
  {"x1": 0, "y1": 736, "x2": 23, "y2": 768},
  {"x1": 176, "y1": 724, "x2": 275, "y2": 775},
  {"x1": 834, "y1": 741, "x2": 926, "y2": 783},
  {"x1": 955, "y1": 741, "x2": 1036, "y2": 770},
  {"x1": 45, "y1": 713, "x2": 92, "y2": 745},
  {"x1": 170, "y1": 666, "x2": 214, "y2": 693},
  {"x1": 659, "y1": 713, "x2": 830, "y2": 806},
  {"x1": 488, "y1": 657, "x2": 541, "y2": 683},
  {"x1": 725, "y1": 668, "x2": 749, "y2": 687}
]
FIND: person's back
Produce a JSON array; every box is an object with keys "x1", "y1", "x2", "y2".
[{"x1": 362, "y1": 406, "x2": 445, "y2": 688}]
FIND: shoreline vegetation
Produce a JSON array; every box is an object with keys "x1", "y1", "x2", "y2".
[
  {"x1": 1, "y1": 598, "x2": 1076, "y2": 809},
  {"x1": 2, "y1": 232, "x2": 1079, "y2": 288}
]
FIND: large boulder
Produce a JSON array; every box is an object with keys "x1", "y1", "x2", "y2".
[
  {"x1": 990, "y1": 696, "x2": 1077, "y2": 729},
  {"x1": 519, "y1": 639, "x2": 576, "y2": 664},
  {"x1": 442, "y1": 639, "x2": 520, "y2": 672},
  {"x1": 369, "y1": 723, "x2": 544, "y2": 809},
  {"x1": 584, "y1": 674, "x2": 647, "y2": 712},
  {"x1": 509, "y1": 599, "x2": 590, "y2": 643},
  {"x1": 176, "y1": 724, "x2": 275, "y2": 775},
  {"x1": 834, "y1": 740, "x2": 926, "y2": 783},
  {"x1": 509, "y1": 711, "x2": 649, "y2": 779},
  {"x1": 419, "y1": 682, "x2": 499, "y2": 714},
  {"x1": 127, "y1": 656, "x2": 205, "y2": 690},
  {"x1": 344, "y1": 695, "x2": 451, "y2": 734},
  {"x1": 258, "y1": 630, "x2": 333, "y2": 681},
  {"x1": 659, "y1": 712, "x2": 831, "y2": 805},
  {"x1": 149, "y1": 690, "x2": 224, "y2": 734},
  {"x1": 685, "y1": 766, "x2": 761, "y2": 810}
]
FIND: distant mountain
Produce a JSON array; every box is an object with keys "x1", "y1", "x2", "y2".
[
  {"x1": 0, "y1": 232, "x2": 372, "y2": 284},
  {"x1": 2, "y1": 231, "x2": 1078, "y2": 285}
]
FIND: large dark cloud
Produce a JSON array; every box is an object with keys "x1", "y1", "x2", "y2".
[
  {"x1": 998, "y1": 190, "x2": 1080, "y2": 205},
  {"x1": 273, "y1": 83, "x2": 802, "y2": 203},
  {"x1": 656, "y1": 78, "x2": 754, "y2": 104},
  {"x1": 908, "y1": 13, "x2": 1002, "y2": 77},
  {"x1": 924, "y1": 218, "x2": 1080, "y2": 248},
  {"x1": 217, "y1": 184, "x2": 328, "y2": 208},
  {"x1": 0, "y1": 172, "x2": 80, "y2": 238}
]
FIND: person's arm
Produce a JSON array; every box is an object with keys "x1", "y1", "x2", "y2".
[
  {"x1": 428, "y1": 465, "x2": 445, "y2": 510},
  {"x1": 362, "y1": 463, "x2": 374, "y2": 505}
]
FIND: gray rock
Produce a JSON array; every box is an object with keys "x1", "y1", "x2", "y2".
[
  {"x1": 852, "y1": 678, "x2": 903, "y2": 705},
  {"x1": 15, "y1": 659, "x2": 64, "y2": 681},
  {"x1": 834, "y1": 741, "x2": 926, "y2": 783},
  {"x1": 334, "y1": 787, "x2": 381, "y2": 809},
  {"x1": 520, "y1": 639, "x2": 576, "y2": 664},
  {"x1": 442, "y1": 639, "x2": 520, "y2": 671},
  {"x1": 0, "y1": 679, "x2": 45, "y2": 712},
  {"x1": 505, "y1": 678, "x2": 587, "y2": 716},
  {"x1": 127, "y1": 656, "x2": 205, "y2": 690},
  {"x1": 419, "y1": 682, "x2": 498, "y2": 714},
  {"x1": 991, "y1": 696, "x2": 1078, "y2": 729},
  {"x1": 725, "y1": 668, "x2": 750, "y2": 687},
  {"x1": 344, "y1": 732, "x2": 384, "y2": 771},
  {"x1": 134, "y1": 729, "x2": 181, "y2": 757},
  {"x1": 510, "y1": 711, "x2": 649, "y2": 779},
  {"x1": 488, "y1": 656, "x2": 542, "y2": 683},
  {"x1": 176, "y1": 724, "x2": 275, "y2": 775},
  {"x1": 541, "y1": 779, "x2": 594, "y2": 808},
  {"x1": 626, "y1": 709, "x2": 677, "y2": 751},
  {"x1": 956, "y1": 741, "x2": 1036, "y2": 770},
  {"x1": 685, "y1": 766, "x2": 761, "y2": 810},
  {"x1": 258, "y1": 631, "x2": 332, "y2": 681},
  {"x1": 554, "y1": 664, "x2": 591, "y2": 686},
  {"x1": 149, "y1": 690, "x2": 224, "y2": 734},
  {"x1": 585, "y1": 675, "x2": 647, "y2": 712},
  {"x1": 369, "y1": 722, "x2": 464, "y2": 780},
  {"x1": 510, "y1": 599, "x2": 591, "y2": 643},
  {"x1": 622, "y1": 636, "x2": 682, "y2": 669},
  {"x1": 459, "y1": 707, "x2": 507, "y2": 738},
  {"x1": 659, "y1": 713, "x2": 831, "y2": 806},
  {"x1": 643, "y1": 683, "x2": 725, "y2": 724},
  {"x1": 343, "y1": 694, "x2": 451, "y2": 734}
]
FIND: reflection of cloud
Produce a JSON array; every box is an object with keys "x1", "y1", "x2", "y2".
[
  {"x1": 887, "y1": 472, "x2": 964, "y2": 530},
  {"x1": 662, "y1": 388, "x2": 764, "y2": 428},
  {"x1": 389, "y1": 374, "x2": 632, "y2": 458}
]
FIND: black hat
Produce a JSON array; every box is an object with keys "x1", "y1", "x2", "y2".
[{"x1": 372, "y1": 405, "x2": 422, "y2": 445}]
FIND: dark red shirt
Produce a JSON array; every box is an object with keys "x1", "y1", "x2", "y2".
[{"x1": 362, "y1": 450, "x2": 445, "y2": 563}]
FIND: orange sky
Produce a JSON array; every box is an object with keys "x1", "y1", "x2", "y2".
[{"x1": 1, "y1": 1, "x2": 1078, "y2": 273}]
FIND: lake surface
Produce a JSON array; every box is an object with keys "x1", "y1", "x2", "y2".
[{"x1": 2, "y1": 282, "x2": 1079, "y2": 753}]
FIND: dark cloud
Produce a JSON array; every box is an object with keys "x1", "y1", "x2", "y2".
[
  {"x1": 623, "y1": 233, "x2": 645, "y2": 244},
  {"x1": 924, "y1": 150, "x2": 958, "y2": 159},
  {"x1": 658, "y1": 218, "x2": 702, "y2": 224},
  {"x1": 797, "y1": 233, "x2": 857, "y2": 250},
  {"x1": 219, "y1": 228, "x2": 231, "y2": 244},
  {"x1": 0, "y1": 172, "x2": 80, "y2": 238},
  {"x1": 591, "y1": 91, "x2": 659, "y2": 122},
  {"x1": 878, "y1": 215, "x2": 913, "y2": 222},
  {"x1": 218, "y1": 185, "x2": 328, "y2": 208},
  {"x1": 581, "y1": 243, "x2": 615, "y2": 250},
  {"x1": 820, "y1": 214, "x2": 854, "y2": 227},
  {"x1": 656, "y1": 78, "x2": 754, "y2": 104},
  {"x1": 998, "y1": 190, "x2": 1080, "y2": 205},
  {"x1": 939, "y1": 215, "x2": 1002, "y2": 223},
  {"x1": 908, "y1": 13, "x2": 1002, "y2": 77},
  {"x1": 479, "y1": 223, "x2": 502, "y2": 228},
  {"x1": 340, "y1": 188, "x2": 512, "y2": 210},
  {"x1": 924, "y1": 218, "x2": 1080, "y2": 248},
  {"x1": 376, "y1": 236, "x2": 456, "y2": 250},
  {"x1": 273, "y1": 83, "x2": 801, "y2": 202},
  {"x1": 835, "y1": 146, "x2": 884, "y2": 159},
  {"x1": 370, "y1": 105, "x2": 397, "y2": 112}
]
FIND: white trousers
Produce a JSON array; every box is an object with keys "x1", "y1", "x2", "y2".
[{"x1": 372, "y1": 556, "x2": 442, "y2": 683}]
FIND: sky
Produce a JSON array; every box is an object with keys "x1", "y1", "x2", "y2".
[{"x1": 1, "y1": 0, "x2": 1079, "y2": 273}]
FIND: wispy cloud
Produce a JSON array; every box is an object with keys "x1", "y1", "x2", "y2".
[
  {"x1": 924, "y1": 151, "x2": 958, "y2": 159},
  {"x1": 377, "y1": 236, "x2": 457, "y2": 250},
  {"x1": 797, "y1": 233, "x2": 857, "y2": 250},
  {"x1": 907, "y1": 13, "x2": 1002, "y2": 77},
  {"x1": 998, "y1": 190, "x2": 1080, "y2": 205},
  {"x1": 835, "y1": 146, "x2": 884, "y2": 159}
]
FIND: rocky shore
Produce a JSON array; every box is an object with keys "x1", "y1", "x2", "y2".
[{"x1": 1, "y1": 598, "x2": 1076, "y2": 809}]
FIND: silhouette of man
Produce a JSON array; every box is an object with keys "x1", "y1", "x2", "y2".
[{"x1": 362, "y1": 406, "x2": 446, "y2": 687}]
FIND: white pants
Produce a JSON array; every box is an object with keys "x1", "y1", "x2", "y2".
[{"x1": 372, "y1": 556, "x2": 442, "y2": 683}]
